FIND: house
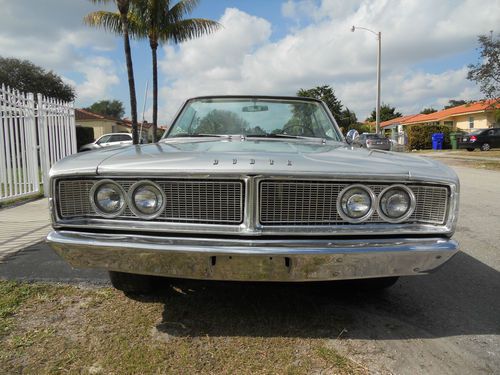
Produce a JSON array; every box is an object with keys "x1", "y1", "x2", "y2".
[
  {"x1": 381, "y1": 99, "x2": 499, "y2": 132},
  {"x1": 75, "y1": 108, "x2": 154, "y2": 141}
]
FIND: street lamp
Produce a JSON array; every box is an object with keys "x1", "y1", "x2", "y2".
[{"x1": 351, "y1": 25, "x2": 382, "y2": 134}]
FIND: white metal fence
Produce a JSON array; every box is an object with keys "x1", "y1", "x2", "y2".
[{"x1": 0, "y1": 84, "x2": 76, "y2": 202}]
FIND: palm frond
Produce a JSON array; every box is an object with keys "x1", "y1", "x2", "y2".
[
  {"x1": 159, "y1": 18, "x2": 221, "y2": 44},
  {"x1": 84, "y1": 10, "x2": 145, "y2": 38},
  {"x1": 167, "y1": 0, "x2": 200, "y2": 23},
  {"x1": 84, "y1": 11, "x2": 123, "y2": 34}
]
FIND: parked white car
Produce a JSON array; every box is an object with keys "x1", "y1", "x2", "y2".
[{"x1": 79, "y1": 133, "x2": 133, "y2": 152}]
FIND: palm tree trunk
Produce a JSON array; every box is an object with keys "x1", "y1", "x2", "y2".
[
  {"x1": 151, "y1": 41, "x2": 158, "y2": 142},
  {"x1": 121, "y1": 13, "x2": 139, "y2": 144}
]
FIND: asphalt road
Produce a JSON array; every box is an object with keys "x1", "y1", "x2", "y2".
[{"x1": 0, "y1": 164, "x2": 499, "y2": 374}]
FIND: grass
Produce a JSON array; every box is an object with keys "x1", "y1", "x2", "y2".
[
  {"x1": 412, "y1": 149, "x2": 500, "y2": 158},
  {"x1": 442, "y1": 159, "x2": 500, "y2": 171},
  {"x1": 0, "y1": 280, "x2": 366, "y2": 375},
  {"x1": 0, "y1": 191, "x2": 43, "y2": 209},
  {"x1": 0, "y1": 167, "x2": 43, "y2": 208}
]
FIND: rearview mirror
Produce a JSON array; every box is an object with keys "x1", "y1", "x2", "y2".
[
  {"x1": 345, "y1": 129, "x2": 359, "y2": 144},
  {"x1": 242, "y1": 105, "x2": 268, "y2": 112}
]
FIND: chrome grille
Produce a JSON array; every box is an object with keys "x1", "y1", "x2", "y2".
[
  {"x1": 259, "y1": 181, "x2": 448, "y2": 225},
  {"x1": 57, "y1": 179, "x2": 244, "y2": 224}
]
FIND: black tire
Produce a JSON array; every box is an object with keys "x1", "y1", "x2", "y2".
[
  {"x1": 358, "y1": 276, "x2": 399, "y2": 290},
  {"x1": 466, "y1": 148, "x2": 474, "y2": 152},
  {"x1": 480, "y1": 143, "x2": 491, "y2": 151},
  {"x1": 109, "y1": 271, "x2": 157, "y2": 294}
]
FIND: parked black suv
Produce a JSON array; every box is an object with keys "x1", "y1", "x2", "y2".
[{"x1": 458, "y1": 128, "x2": 500, "y2": 151}]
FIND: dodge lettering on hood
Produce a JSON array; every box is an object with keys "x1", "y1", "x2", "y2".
[{"x1": 47, "y1": 96, "x2": 459, "y2": 293}]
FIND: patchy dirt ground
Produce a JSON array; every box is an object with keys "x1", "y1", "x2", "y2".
[{"x1": 0, "y1": 280, "x2": 367, "y2": 375}]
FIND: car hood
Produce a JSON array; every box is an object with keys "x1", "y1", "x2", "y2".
[{"x1": 50, "y1": 138, "x2": 458, "y2": 183}]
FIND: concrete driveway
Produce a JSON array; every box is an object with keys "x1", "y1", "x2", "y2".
[
  {"x1": 0, "y1": 164, "x2": 498, "y2": 374},
  {"x1": 0, "y1": 199, "x2": 51, "y2": 262}
]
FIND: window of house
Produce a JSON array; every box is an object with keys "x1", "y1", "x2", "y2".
[
  {"x1": 469, "y1": 117, "x2": 474, "y2": 129},
  {"x1": 444, "y1": 121, "x2": 453, "y2": 127}
]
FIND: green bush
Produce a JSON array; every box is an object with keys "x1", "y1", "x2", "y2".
[
  {"x1": 406, "y1": 124, "x2": 452, "y2": 150},
  {"x1": 76, "y1": 126, "x2": 95, "y2": 150}
]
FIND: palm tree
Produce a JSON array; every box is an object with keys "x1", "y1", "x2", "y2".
[
  {"x1": 85, "y1": 1, "x2": 220, "y2": 142},
  {"x1": 84, "y1": 0, "x2": 140, "y2": 144},
  {"x1": 131, "y1": 0, "x2": 220, "y2": 141}
]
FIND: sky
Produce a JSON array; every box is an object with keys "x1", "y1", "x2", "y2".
[{"x1": 0, "y1": 0, "x2": 499, "y2": 124}]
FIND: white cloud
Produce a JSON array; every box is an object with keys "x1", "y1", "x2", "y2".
[
  {"x1": 0, "y1": 0, "x2": 119, "y2": 103},
  {"x1": 158, "y1": 0, "x2": 499, "y2": 123},
  {"x1": 73, "y1": 57, "x2": 120, "y2": 102}
]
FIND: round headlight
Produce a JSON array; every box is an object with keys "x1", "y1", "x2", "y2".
[
  {"x1": 90, "y1": 180, "x2": 126, "y2": 218},
  {"x1": 378, "y1": 185, "x2": 416, "y2": 222},
  {"x1": 337, "y1": 185, "x2": 375, "y2": 223},
  {"x1": 129, "y1": 181, "x2": 165, "y2": 219}
]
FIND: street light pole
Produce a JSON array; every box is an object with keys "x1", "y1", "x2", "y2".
[{"x1": 351, "y1": 26, "x2": 382, "y2": 134}]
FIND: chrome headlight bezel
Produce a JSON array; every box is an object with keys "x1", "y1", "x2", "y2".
[
  {"x1": 377, "y1": 184, "x2": 416, "y2": 223},
  {"x1": 128, "y1": 180, "x2": 166, "y2": 220},
  {"x1": 336, "y1": 184, "x2": 376, "y2": 223},
  {"x1": 89, "y1": 179, "x2": 127, "y2": 218}
]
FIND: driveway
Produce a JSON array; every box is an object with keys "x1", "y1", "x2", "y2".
[
  {"x1": 0, "y1": 199, "x2": 51, "y2": 262},
  {"x1": 0, "y1": 165, "x2": 499, "y2": 374}
]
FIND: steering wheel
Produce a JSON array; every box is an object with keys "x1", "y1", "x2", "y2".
[{"x1": 281, "y1": 123, "x2": 315, "y2": 136}]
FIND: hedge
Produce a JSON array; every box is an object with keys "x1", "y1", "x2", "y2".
[
  {"x1": 76, "y1": 126, "x2": 95, "y2": 150},
  {"x1": 406, "y1": 124, "x2": 452, "y2": 150}
]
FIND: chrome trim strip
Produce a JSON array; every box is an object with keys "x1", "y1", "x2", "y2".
[{"x1": 47, "y1": 230, "x2": 459, "y2": 281}]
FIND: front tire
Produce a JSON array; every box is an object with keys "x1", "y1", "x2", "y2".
[
  {"x1": 466, "y1": 148, "x2": 474, "y2": 152},
  {"x1": 109, "y1": 271, "x2": 157, "y2": 294},
  {"x1": 358, "y1": 276, "x2": 399, "y2": 290},
  {"x1": 480, "y1": 143, "x2": 491, "y2": 151}
]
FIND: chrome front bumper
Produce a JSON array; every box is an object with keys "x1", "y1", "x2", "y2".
[{"x1": 47, "y1": 231, "x2": 459, "y2": 282}]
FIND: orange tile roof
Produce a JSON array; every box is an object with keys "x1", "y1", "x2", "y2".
[
  {"x1": 75, "y1": 108, "x2": 117, "y2": 121},
  {"x1": 380, "y1": 114, "x2": 419, "y2": 128},
  {"x1": 404, "y1": 99, "x2": 499, "y2": 125},
  {"x1": 381, "y1": 99, "x2": 499, "y2": 127},
  {"x1": 76, "y1": 109, "x2": 157, "y2": 129}
]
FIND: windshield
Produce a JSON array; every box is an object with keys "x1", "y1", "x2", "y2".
[{"x1": 165, "y1": 98, "x2": 342, "y2": 141}]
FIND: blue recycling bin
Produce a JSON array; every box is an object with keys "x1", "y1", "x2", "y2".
[{"x1": 432, "y1": 133, "x2": 444, "y2": 150}]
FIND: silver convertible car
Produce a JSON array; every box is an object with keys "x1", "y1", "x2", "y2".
[{"x1": 47, "y1": 96, "x2": 459, "y2": 293}]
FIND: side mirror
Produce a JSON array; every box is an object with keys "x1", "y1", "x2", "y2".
[{"x1": 345, "y1": 129, "x2": 359, "y2": 145}]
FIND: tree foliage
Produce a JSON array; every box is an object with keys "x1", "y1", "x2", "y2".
[
  {"x1": 366, "y1": 104, "x2": 402, "y2": 122},
  {"x1": 297, "y1": 85, "x2": 344, "y2": 122},
  {"x1": 467, "y1": 32, "x2": 500, "y2": 101},
  {"x1": 443, "y1": 99, "x2": 469, "y2": 109},
  {"x1": 420, "y1": 107, "x2": 437, "y2": 114},
  {"x1": 195, "y1": 110, "x2": 249, "y2": 134},
  {"x1": 0, "y1": 56, "x2": 75, "y2": 101},
  {"x1": 85, "y1": 100, "x2": 125, "y2": 119}
]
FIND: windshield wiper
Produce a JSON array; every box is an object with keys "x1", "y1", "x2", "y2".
[
  {"x1": 171, "y1": 133, "x2": 231, "y2": 138},
  {"x1": 246, "y1": 133, "x2": 322, "y2": 140}
]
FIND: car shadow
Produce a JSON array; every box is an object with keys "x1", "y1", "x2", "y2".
[{"x1": 129, "y1": 251, "x2": 500, "y2": 340}]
